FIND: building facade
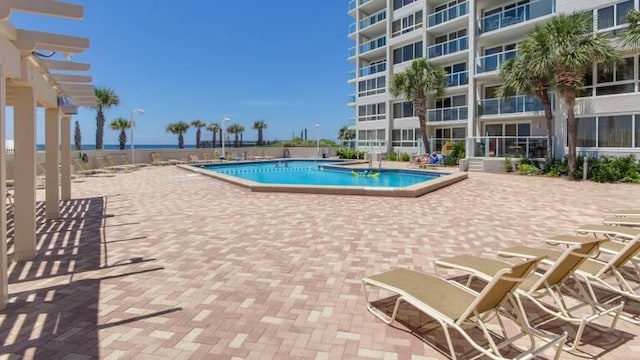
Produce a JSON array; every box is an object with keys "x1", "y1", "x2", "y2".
[{"x1": 347, "y1": 0, "x2": 640, "y2": 166}]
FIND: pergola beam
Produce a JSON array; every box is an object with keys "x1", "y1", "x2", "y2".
[
  {"x1": 40, "y1": 59, "x2": 89, "y2": 72},
  {"x1": 0, "y1": 0, "x2": 84, "y2": 21},
  {"x1": 16, "y1": 29, "x2": 89, "y2": 53},
  {"x1": 51, "y1": 74, "x2": 92, "y2": 83}
]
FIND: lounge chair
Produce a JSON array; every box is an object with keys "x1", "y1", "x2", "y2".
[
  {"x1": 73, "y1": 159, "x2": 113, "y2": 176},
  {"x1": 96, "y1": 156, "x2": 130, "y2": 172},
  {"x1": 603, "y1": 216, "x2": 640, "y2": 227},
  {"x1": 108, "y1": 155, "x2": 150, "y2": 169},
  {"x1": 188, "y1": 154, "x2": 209, "y2": 164},
  {"x1": 576, "y1": 224, "x2": 640, "y2": 241},
  {"x1": 498, "y1": 233, "x2": 640, "y2": 324},
  {"x1": 436, "y1": 237, "x2": 623, "y2": 351},
  {"x1": 609, "y1": 209, "x2": 640, "y2": 217},
  {"x1": 260, "y1": 151, "x2": 274, "y2": 160},
  {"x1": 362, "y1": 258, "x2": 567, "y2": 360},
  {"x1": 150, "y1": 153, "x2": 171, "y2": 166}
]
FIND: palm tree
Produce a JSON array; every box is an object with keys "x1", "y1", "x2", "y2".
[
  {"x1": 338, "y1": 126, "x2": 356, "y2": 140},
  {"x1": 252, "y1": 120, "x2": 268, "y2": 145},
  {"x1": 207, "y1": 122, "x2": 220, "y2": 148},
  {"x1": 166, "y1": 121, "x2": 190, "y2": 148},
  {"x1": 498, "y1": 45, "x2": 554, "y2": 163},
  {"x1": 390, "y1": 59, "x2": 446, "y2": 154},
  {"x1": 530, "y1": 13, "x2": 619, "y2": 174},
  {"x1": 191, "y1": 120, "x2": 207, "y2": 148},
  {"x1": 622, "y1": 9, "x2": 640, "y2": 50},
  {"x1": 74, "y1": 121, "x2": 82, "y2": 151},
  {"x1": 227, "y1": 123, "x2": 243, "y2": 148},
  {"x1": 92, "y1": 87, "x2": 120, "y2": 150},
  {"x1": 109, "y1": 117, "x2": 131, "y2": 150}
]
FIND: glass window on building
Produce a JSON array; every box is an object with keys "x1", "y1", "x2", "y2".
[
  {"x1": 576, "y1": 117, "x2": 596, "y2": 147},
  {"x1": 636, "y1": 115, "x2": 640, "y2": 147},
  {"x1": 617, "y1": 0, "x2": 634, "y2": 25},
  {"x1": 598, "y1": 115, "x2": 632, "y2": 147},
  {"x1": 597, "y1": 6, "x2": 614, "y2": 30},
  {"x1": 452, "y1": 127, "x2": 466, "y2": 139}
]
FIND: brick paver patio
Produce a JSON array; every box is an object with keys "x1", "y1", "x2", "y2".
[{"x1": 2, "y1": 165, "x2": 640, "y2": 359}]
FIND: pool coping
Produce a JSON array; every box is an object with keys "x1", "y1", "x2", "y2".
[{"x1": 177, "y1": 160, "x2": 467, "y2": 198}]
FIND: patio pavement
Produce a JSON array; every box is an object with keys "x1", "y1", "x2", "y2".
[{"x1": 2, "y1": 164, "x2": 640, "y2": 359}]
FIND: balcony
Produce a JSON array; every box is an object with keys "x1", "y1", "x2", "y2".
[
  {"x1": 428, "y1": 1, "x2": 468, "y2": 27},
  {"x1": 349, "y1": 23, "x2": 356, "y2": 35},
  {"x1": 359, "y1": 10, "x2": 386, "y2": 30},
  {"x1": 348, "y1": 46, "x2": 356, "y2": 58},
  {"x1": 359, "y1": 61, "x2": 386, "y2": 77},
  {"x1": 428, "y1": 36, "x2": 468, "y2": 59},
  {"x1": 478, "y1": 95, "x2": 548, "y2": 116},
  {"x1": 427, "y1": 106, "x2": 468, "y2": 122},
  {"x1": 348, "y1": 70, "x2": 356, "y2": 81},
  {"x1": 478, "y1": 0, "x2": 555, "y2": 34},
  {"x1": 348, "y1": 94, "x2": 356, "y2": 104},
  {"x1": 446, "y1": 71, "x2": 468, "y2": 87},
  {"x1": 476, "y1": 49, "x2": 517, "y2": 73},
  {"x1": 359, "y1": 35, "x2": 386, "y2": 54},
  {"x1": 349, "y1": 0, "x2": 356, "y2": 12},
  {"x1": 467, "y1": 136, "x2": 550, "y2": 158}
]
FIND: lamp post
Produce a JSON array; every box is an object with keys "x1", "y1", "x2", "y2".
[
  {"x1": 315, "y1": 123, "x2": 320, "y2": 161},
  {"x1": 130, "y1": 109, "x2": 144, "y2": 163},
  {"x1": 221, "y1": 117, "x2": 231, "y2": 159}
]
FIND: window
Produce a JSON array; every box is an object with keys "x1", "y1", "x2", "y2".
[
  {"x1": 436, "y1": 95, "x2": 466, "y2": 108},
  {"x1": 358, "y1": 103, "x2": 386, "y2": 121},
  {"x1": 443, "y1": 63, "x2": 468, "y2": 86},
  {"x1": 393, "y1": 101, "x2": 416, "y2": 118},
  {"x1": 393, "y1": 41, "x2": 423, "y2": 65},
  {"x1": 392, "y1": 10, "x2": 423, "y2": 37},
  {"x1": 391, "y1": 128, "x2": 421, "y2": 147},
  {"x1": 576, "y1": 117, "x2": 597, "y2": 147},
  {"x1": 596, "y1": 0, "x2": 633, "y2": 31},
  {"x1": 434, "y1": 127, "x2": 465, "y2": 151},
  {"x1": 595, "y1": 56, "x2": 635, "y2": 95},
  {"x1": 358, "y1": 76, "x2": 386, "y2": 97},
  {"x1": 358, "y1": 129, "x2": 386, "y2": 141},
  {"x1": 636, "y1": 115, "x2": 640, "y2": 147},
  {"x1": 598, "y1": 115, "x2": 633, "y2": 147},
  {"x1": 393, "y1": 0, "x2": 415, "y2": 11}
]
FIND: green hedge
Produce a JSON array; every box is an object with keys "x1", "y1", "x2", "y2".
[{"x1": 542, "y1": 155, "x2": 640, "y2": 183}]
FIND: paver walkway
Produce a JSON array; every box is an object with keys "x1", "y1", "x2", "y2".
[{"x1": 2, "y1": 165, "x2": 640, "y2": 359}]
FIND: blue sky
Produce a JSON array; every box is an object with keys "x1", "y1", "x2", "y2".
[{"x1": 9, "y1": 0, "x2": 354, "y2": 145}]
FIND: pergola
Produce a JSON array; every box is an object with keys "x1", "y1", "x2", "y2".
[{"x1": 0, "y1": 0, "x2": 95, "y2": 309}]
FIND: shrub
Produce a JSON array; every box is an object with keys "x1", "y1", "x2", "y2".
[
  {"x1": 400, "y1": 153, "x2": 411, "y2": 162},
  {"x1": 336, "y1": 149, "x2": 365, "y2": 159},
  {"x1": 443, "y1": 142, "x2": 465, "y2": 166},
  {"x1": 543, "y1": 159, "x2": 568, "y2": 177},
  {"x1": 387, "y1": 151, "x2": 398, "y2": 161},
  {"x1": 518, "y1": 163, "x2": 541, "y2": 176},
  {"x1": 503, "y1": 155, "x2": 514, "y2": 173},
  {"x1": 542, "y1": 155, "x2": 640, "y2": 182}
]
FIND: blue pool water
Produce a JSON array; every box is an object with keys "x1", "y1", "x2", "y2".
[{"x1": 201, "y1": 160, "x2": 439, "y2": 188}]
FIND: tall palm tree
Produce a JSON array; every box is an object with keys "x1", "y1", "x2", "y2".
[
  {"x1": 109, "y1": 117, "x2": 131, "y2": 150},
  {"x1": 252, "y1": 120, "x2": 268, "y2": 145},
  {"x1": 92, "y1": 87, "x2": 120, "y2": 150},
  {"x1": 227, "y1": 123, "x2": 243, "y2": 148},
  {"x1": 207, "y1": 122, "x2": 220, "y2": 148},
  {"x1": 338, "y1": 125, "x2": 355, "y2": 140},
  {"x1": 498, "y1": 46, "x2": 554, "y2": 163},
  {"x1": 622, "y1": 9, "x2": 640, "y2": 50},
  {"x1": 191, "y1": 120, "x2": 207, "y2": 148},
  {"x1": 74, "y1": 120, "x2": 82, "y2": 151},
  {"x1": 530, "y1": 13, "x2": 619, "y2": 174},
  {"x1": 390, "y1": 59, "x2": 446, "y2": 154},
  {"x1": 166, "y1": 121, "x2": 190, "y2": 148}
]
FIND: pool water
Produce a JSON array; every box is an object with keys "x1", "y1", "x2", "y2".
[{"x1": 202, "y1": 160, "x2": 438, "y2": 188}]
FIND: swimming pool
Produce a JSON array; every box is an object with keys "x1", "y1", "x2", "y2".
[
  {"x1": 183, "y1": 159, "x2": 467, "y2": 197},
  {"x1": 204, "y1": 160, "x2": 437, "y2": 187}
]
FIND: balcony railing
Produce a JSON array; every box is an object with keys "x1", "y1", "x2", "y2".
[
  {"x1": 348, "y1": 94, "x2": 356, "y2": 103},
  {"x1": 360, "y1": 10, "x2": 386, "y2": 30},
  {"x1": 349, "y1": 46, "x2": 356, "y2": 57},
  {"x1": 360, "y1": 36, "x2": 386, "y2": 54},
  {"x1": 428, "y1": 1, "x2": 468, "y2": 27},
  {"x1": 446, "y1": 71, "x2": 468, "y2": 87},
  {"x1": 359, "y1": 61, "x2": 386, "y2": 77},
  {"x1": 427, "y1": 106, "x2": 468, "y2": 122},
  {"x1": 478, "y1": 0, "x2": 555, "y2": 34},
  {"x1": 467, "y1": 136, "x2": 550, "y2": 158},
  {"x1": 349, "y1": 0, "x2": 356, "y2": 11},
  {"x1": 478, "y1": 95, "x2": 549, "y2": 116},
  {"x1": 476, "y1": 49, "x2": 517, "y2": 73},
  {"x1": 348, "y1": 70, "x2": 356, "y2": 80},
  {"x1": 428, "y1": 36, "x2": 468, "y2": 58},
  {"x1": 356, "y1": 140, "x2": 386, "y2": 149},
  {"x1": 428, "y1": 138, "x2": 466, "y2": 153},
  {"x1": 349, "y1": 23, "x2": 356, "y2": 34}
]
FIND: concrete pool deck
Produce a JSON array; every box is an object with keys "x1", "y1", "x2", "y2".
[
  {"x1": 2, "y1": 165, "x2": 640, "y2": 359},
  {"x1": 180, "y1": 160, "x2": 466, "y2": 197}
]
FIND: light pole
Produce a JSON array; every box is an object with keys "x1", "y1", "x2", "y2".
[
  {"x1": 315, "y1": 123, "x2": 320, "y2": 160},
  {"x1": 130, "y1": 109, "x2": 144, "y2": 163},
  {"x1": 221, "y1": 117, "x2": 231, "y2": 159}
]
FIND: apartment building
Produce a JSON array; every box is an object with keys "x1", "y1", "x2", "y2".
[{"x1": 347, "y1": 0, "x2": 640, "y2": 167}]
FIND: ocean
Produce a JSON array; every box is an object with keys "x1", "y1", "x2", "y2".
[{"x1": 35, "y1": 144, "x2": 226, "y2": 151}]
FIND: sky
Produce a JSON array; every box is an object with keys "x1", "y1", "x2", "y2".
[{"x1": 8, "y1": 0, "x2": 354, "y2": 145}]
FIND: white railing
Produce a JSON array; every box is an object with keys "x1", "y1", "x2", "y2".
[
  {"x1": 348, "y1": 46, "x2": 356, "y2": 57},
  {"x1": 445, "y1": 71, "x2": 468, "y2": 87},
  {"x1": 427, "y1": 106, "x2": 468, "y2": 122},
  {"x1": 478, "y1": 94, "x2": 553, "y2": 116},
  {"x1": 348, "y1": 70, "x2": 356, "y2": 80},
  {"x1": 348, "y1": 23, "x2": 356, "y2": 34},
  {"x1": 360, "y1": 35, "x2": 386, "y2": 54},
  {"x1": 478, "y1": 0, "x2": 555, "y2": 34},
  {"x1": 467, "y1": 136, "x2": 550, "y2": 158},
  {"x1": 359, "y1": 61, "x2": 386, "y2": 77},
  {"x1": 428, "y1": 1, "x2": 468, "y2": 27},
  {"x1": 359, "y1": 9, "x2": 386, "y2": 30},
  {"x1": 428, "y1": 36, "x2": 468, "y2": 58},
  {"x1": 476, "y1": 49, "x2": 517, "y2": 73}
]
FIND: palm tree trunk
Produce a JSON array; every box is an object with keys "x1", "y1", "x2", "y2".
[
  {"x1": 565, "y1": 90, "x2": 577, "y2": 176},
  {"x1": 258, "y1": 130, "x2": 263, "y2": 146},
  {"x1": 414, "y1": 98, "x2": 429, "y2": 154},
  {"x1": 540, "y1": 92, "x2": 554, "y2": 164},
  {"x1": 234, "y1": 134, "x2": 239, "y2": 148},
  {"x1": 119, "y1": 129, "x2": 126, "y2": 150},
  {"x1": 219, "y1": 129, "x2": 223, "y2": 147},
  {"x1": 212, "y1": 131, "x2": 217, "y2": 149},
  {"x1": 179, "y1": 133, "x2": 184, "y2": 149},
  {"x1": 196, "y1": 129, "x2": 201, "y2": 148},
  {"x1": 96, "y1": 109, "x2": 105, "y2": 150},
  {"x1": 240, "y1": 132, "x2": 243, "y2": 147}
]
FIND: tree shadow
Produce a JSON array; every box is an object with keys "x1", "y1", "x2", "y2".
[{"x1": 1, "y1": 196, "x2": 163, "y2": 359}]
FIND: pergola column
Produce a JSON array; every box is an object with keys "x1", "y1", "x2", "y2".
[
  {"x1": 45, "y1": 107, "x2": 60, "y2": 219},
  {"x1": 0, "y1": 64, "x2": 9, "y2": 309},
  {"x1": 13, "y1": 86, "x2": 37, "y2": 261},
  {"x1": 60, "y1": 115, "x2": 71, "y2": 200}
]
